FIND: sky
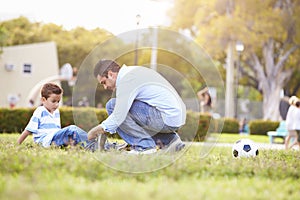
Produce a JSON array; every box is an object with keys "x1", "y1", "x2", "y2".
[{"x1": 0, "y1": 0, "x2": 173, "y2": 35}]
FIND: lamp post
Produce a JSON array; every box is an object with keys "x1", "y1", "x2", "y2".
[
  {"x1": 134, "y1": 14, "x2": 141, "y2": 65},
  {"x1": 235, "y1": 41, "x2": 244, "y2": 118},
  {"x1": 150, "y1": 26, "x2": 158, "y2": 71}
]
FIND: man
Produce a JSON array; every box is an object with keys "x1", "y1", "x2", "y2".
[{"x1": 87, "y1": 59, "x2": 186, "y2": 154}]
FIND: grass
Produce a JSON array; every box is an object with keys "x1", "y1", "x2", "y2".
[
  {"x1": 1, "y1": 133, "x2": 299, "y2": 200},
  {"x1": 214, "y1": 133, "x2": 270, "y2": 143}
]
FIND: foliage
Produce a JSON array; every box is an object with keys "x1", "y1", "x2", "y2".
[
  {"x1": 0, "y1": 108, "x2": 34, "y2": 133},
  {"x1": 0, "y1": 18, "x2": 223, "y2": 107},
  {"x1": 0, "y1": 108, "x2": 242, "y2": 141},
  {"x1": 169, "y1": 0, "x2": 300, "y2": 120},
  {"x1": 249, "y1": 120, "x2": 279, "y2": 135},
  {"x1": 179, "y1": 113, "x2": 240, "y2": 141},
  {"x1": 179, "y1": 112, "x2": 212, "y2": 141},
  {"x1": 0, "y1": 17, "x2": 113, "y2": 68},
  {"x1": 1, "y1": 134, "x2": 300, "y2": 200},
  {"x1": 285, "y1": 67, "x2": 300, "y2": 97},
  {"x1": 0, "y1": 17, "x2": 114, "y2": 106},
  {"x1": 220, "y1": 118, "x2": 239, "y2": 134},
  {"x1": 1, "y1": 108, "x2": 214, "y2": 141},
  {"x1": 60, "y1": 107, "x2": 108, "y2": 131},
  {"x1": 0, "y1": 107, "x2": 107, "y2": 133},
  {"x1": 0, "y1": 25, "x2": 8, "y2": 52}
]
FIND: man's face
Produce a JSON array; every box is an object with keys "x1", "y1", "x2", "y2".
[{"x1": 97, "y1": 71, "x2": 117, "y2": 91}]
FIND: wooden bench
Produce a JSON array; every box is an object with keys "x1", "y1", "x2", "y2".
[{"x1": 267, "y1": 121, "x2": 288, "y2": 144}]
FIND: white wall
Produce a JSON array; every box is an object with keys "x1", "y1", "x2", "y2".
[{"x1": 0, "y1": 41, "x2": 59, "y2": 107}]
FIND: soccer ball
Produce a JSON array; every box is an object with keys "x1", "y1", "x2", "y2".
[{"x1": 232, "y1": 139, "x2": 259, "y2": 158}]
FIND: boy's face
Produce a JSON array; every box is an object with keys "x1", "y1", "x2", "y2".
[{"x1": 42, "y1": 93, "x2": 62, "y2": 114}]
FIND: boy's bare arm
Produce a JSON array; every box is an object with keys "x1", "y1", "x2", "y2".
[{"x1": 17, "y1": 130, "x2": 31, "y2": 144}]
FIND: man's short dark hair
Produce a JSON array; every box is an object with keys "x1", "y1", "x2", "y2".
[{"x1": 93, "y1": 59, "x2": 120, "y2": 78}]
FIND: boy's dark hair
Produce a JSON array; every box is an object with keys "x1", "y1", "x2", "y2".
[
  {"x1": 41, "y1": 83, "x2": 63, "y2": 99},
  {"x1": 93, "y1": 59, "x2": 120, "y2": 78}
]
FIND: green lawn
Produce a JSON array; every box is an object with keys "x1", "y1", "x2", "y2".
[
  {"x1": 0, "y1": 134, "x2": 299, "y2": 200},
  {"x1": 216, "y1": 133, "x2": 270, "y2": 143}
]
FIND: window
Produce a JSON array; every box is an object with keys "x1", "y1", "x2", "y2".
[{"x1": 23, "y1": 63, "x2": 32, "y2": 74}]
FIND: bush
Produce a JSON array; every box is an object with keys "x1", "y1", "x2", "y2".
[
  {"x1": 0, "y1": 108, "x2": 34, "y2": 133},
  {"x1": 61, "y1": 107, "x2": 108, "y2": 131},
  {"x1": 0, "y1": 107, "x2": 239, "y2": 141},
  {"x1": 179, "y1": 112, "x2": 213, "y2": 142},
  {"x1": 0, "y1": 107, "x2": 108, "y2": 133},
  {"x1": 178, "y1": 111, "x2": 198, "y2": 141},
  {"x1": 249, "y1": 120, "x2": 279, "y2": 135},
  {"x1": 220, "y1": 118, "x2": 239, "y2": 134},
  {"x1": 179, "y1": 112, "x2": 231, "y2": 142}
]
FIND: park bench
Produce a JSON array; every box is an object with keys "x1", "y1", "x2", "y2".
[{"x1": 267, "y1": 121, "x2": 288, "y2": 144}]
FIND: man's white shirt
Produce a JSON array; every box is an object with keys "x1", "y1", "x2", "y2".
[{"x1": 100, "y1": 65, "x2": 186, "y2": 133}]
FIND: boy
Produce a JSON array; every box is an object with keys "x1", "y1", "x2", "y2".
[{"x1": 17, "y1": 83, "x2": 89, "y2": 148}]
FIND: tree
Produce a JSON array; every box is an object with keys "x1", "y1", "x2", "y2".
[
  {"x1": 0, "y1": 17, "x2": 113, "y2": 68},
  {"x1": 0, "y1": 25, "x2": 8, "y2": 54},
  {"x1": 0, "y1": 17, "x2": 113, "y2": 105},
  {"x1": 169, "y1": 0, "x2": 300, "y2": 120}
]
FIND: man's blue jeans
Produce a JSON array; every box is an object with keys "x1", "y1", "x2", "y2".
[{"x1": 106, "y1": 98, "x2": 179, "y2": 150}]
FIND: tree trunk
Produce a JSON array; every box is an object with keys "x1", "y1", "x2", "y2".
[
  {"x1": 250, "y1": 38, "x2": 295, "y2": 120},
  {"x1": 262, "y1": 85, "x2": 282, "y2": 120}
]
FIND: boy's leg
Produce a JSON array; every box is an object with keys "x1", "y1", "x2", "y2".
[{"x1": 52, "y1": 125, "x2": 88, "y2": 146}]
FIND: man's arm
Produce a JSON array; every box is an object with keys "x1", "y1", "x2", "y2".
[
  {"x1": 17, "y1": 130, "x2": 31, "y2": 144},
  {"x1": 87, "y1": 125, "x2": 105, "y2": 140}
]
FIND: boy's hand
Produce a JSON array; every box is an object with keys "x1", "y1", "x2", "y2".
[{"x1": 87, "y1": 125, "x2": 105, "y2": 140}]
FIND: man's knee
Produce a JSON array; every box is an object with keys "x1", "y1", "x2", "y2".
[{"x1": 68, "y1": 125, "x2": 77, "y2": 131}]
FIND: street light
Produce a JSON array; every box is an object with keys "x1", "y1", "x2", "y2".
[
  {"x1": 150, "y1": 26, "x2": 158, "y2": 71},
  {"x1": 236, "y1": 41, "x2": 244, "y2": 53},
  {"x1": 134, "y1": 14, "x2": 141, "y2": 65},
  {"x1": 235, "y1": 41, "x2": 244, "y2": 118}
]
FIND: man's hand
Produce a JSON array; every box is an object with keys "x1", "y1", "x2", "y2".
[{"x1": 87, "y1": 125, "x2": 105, "y2": 140}]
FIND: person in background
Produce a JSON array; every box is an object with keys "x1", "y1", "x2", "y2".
[
  {"x1": 285, "y1": 96, "x2": 300, "y2": 150},
  {"x1": 197, "y1": 87, "x2": 212, "y2": 113},
  {"x1": 239, "y1": 118, "x2": 248, "y2": 134}
]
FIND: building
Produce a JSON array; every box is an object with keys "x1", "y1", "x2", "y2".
[{"x1": 0, "y1": 41, "x2": 59, "y2": 108}]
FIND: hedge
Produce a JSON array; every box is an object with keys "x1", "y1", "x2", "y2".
[
  {"x1": 0, "y1": 107, "x2": 240, "y2": 141},
  {"x1": 0, "y1": 107, "x2": 108, "y2": 133},
  {"x1": 219, "y1": 118, "x2": 239, "y2": 134},
  {"x1": 249, "y1": 120, "x2": 280, "y2": 135},
  {"x1": 179, "y1": 112, "x2": 212, "y2": 141},
  {"x1": 0, "y1": 108, "x2": 35, "y2": 133},
  {"x1": 173, "y1": 113, "x2": 240, "y2": 141}
]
